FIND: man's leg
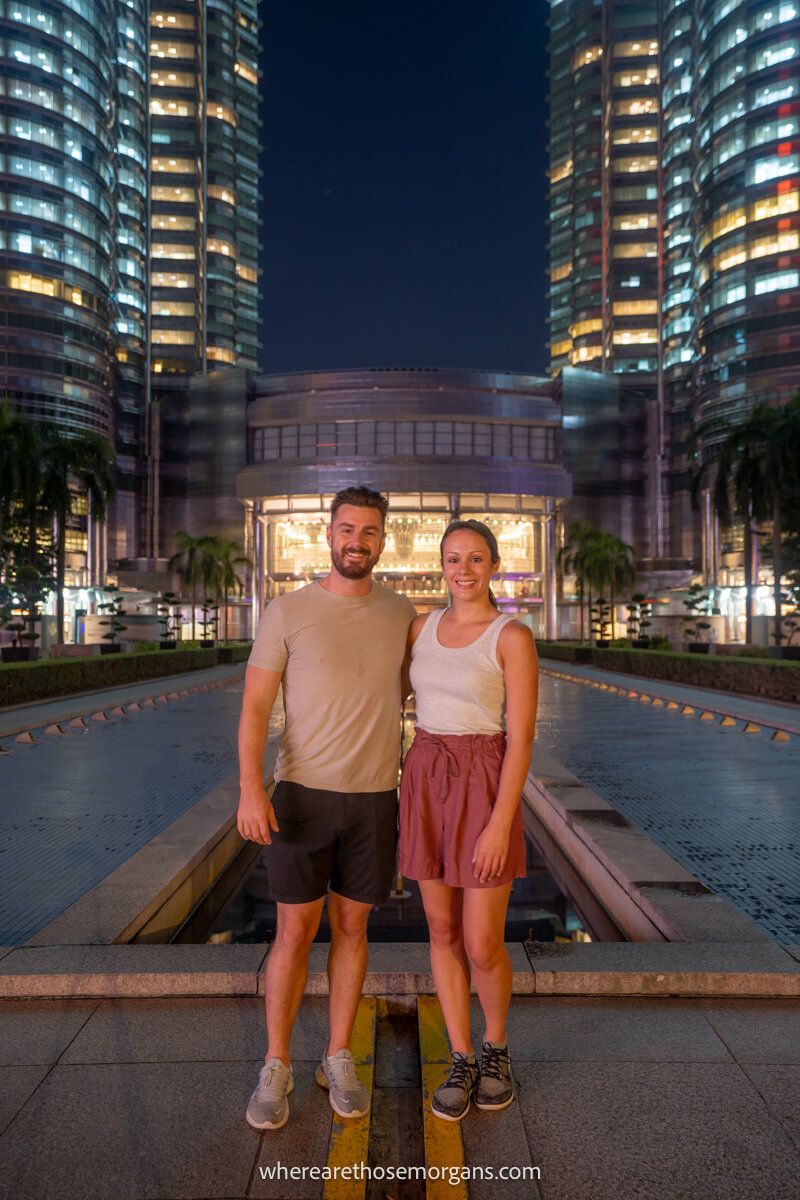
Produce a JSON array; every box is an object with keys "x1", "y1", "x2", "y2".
[
  {"x1": 325, "y1": 891, "x2": 372, "y2": 1054},
  {"x1": 265, "y1": 896, "x2": 326, "y2": 1063}
]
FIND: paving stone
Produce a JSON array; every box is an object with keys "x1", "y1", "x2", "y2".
[
  {"x1": 514, "y1": 1060, "x2": 800, "y2": 1200},
  {"x1": 0, "y1": 944, "x2": 267, "y2": 997},
  {"x1": 742, "y1": 1065, "x2": 800, "y2": 1152},
  {"x1": 697, "y1": 1000, "x2": 800, "y2": 1063},
  {"x1": 0, "y1": 1060, "x2": 263, "y2": 1200},
  {"x1": 0, "y1": 1065, "x2": 49, "y2": 1134},
  {"x1": 480, "y1": 996, "x2": 732, "y2": 1062},
  {"x1": 462, "y1": 1100, "x2": 543, "y2": 1199},
  {"x1": 782, "y1": 945, "x2": 800, "y2": 964},
  {"x1": 638, "y1": 887, "x2": 774, "y2": 944},
  {"x1": 0, "y1": 1000, "x2": 97, "y2": 1065},
  {"x1": 56, "y1": 995, "x2": 334, "y2": 1067},
  {"x1": 248, "y1": 1070, "x2": 333, "y2": 1199}
]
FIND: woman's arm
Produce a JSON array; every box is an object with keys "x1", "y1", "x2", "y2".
[
  {"x1": 401, "y1": 612, "x2": 430, "y2": 703},
  {"x1": 471, "y1": 621, "x2": 539, "y2": 884}
]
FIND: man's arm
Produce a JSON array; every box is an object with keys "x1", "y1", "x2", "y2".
[{"x1": 237, "y1": 663, "x2": 283, "y2": 845}]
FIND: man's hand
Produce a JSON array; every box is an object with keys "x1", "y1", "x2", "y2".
[{"x1": 237, "y1": 782, "x2": 280, "y2": 845}]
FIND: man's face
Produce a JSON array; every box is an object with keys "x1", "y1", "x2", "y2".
[{"x1": 327, "y1": 504, "x2": 386, "y2": 580}]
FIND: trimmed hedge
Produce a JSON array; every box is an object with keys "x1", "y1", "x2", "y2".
[
  {"x1": 0, "y1": 644, "x2": 251, "y2": 707},
  {"x1": 536, "y1": 642, "x2": 800, "y2": 704}
]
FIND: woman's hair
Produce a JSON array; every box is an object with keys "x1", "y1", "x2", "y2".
[{"x1": 439, "y1": 519, "x2": 500, "y2": 608}]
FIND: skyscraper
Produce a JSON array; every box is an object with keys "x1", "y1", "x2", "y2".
[
  {"x1": 0, "y1": 0, "x2": 261, "y2": 576},
  {"x1": 547, "y1": 0, "x2": 799, "y2": 578}
]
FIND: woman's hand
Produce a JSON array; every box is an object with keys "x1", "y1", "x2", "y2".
[{"x1": 472, "y1": 820, "x2": 510, "y2": 884}]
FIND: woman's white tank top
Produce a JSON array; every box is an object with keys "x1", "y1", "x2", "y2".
[{"x1": 410, "y1": 608, "x2": 514, "y2": 735}]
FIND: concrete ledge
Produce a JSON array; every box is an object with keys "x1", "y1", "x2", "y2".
[
  {"x1": 0, "y1": 944, "x2": 268, "y2": 997},
  {"x1": 525, "y1": 940, "x2": 800, "y2": 997},
  {"x1": 526, "y1": 745, "x2": 774, "y2": 946}
]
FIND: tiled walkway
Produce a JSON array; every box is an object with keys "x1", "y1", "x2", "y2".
[
  {"x1": 537, "y1": 660, "x2": 800, "y2": 944},
  {"x1": 0, "y1": 994, "x2": 798, "y2": 1199}
]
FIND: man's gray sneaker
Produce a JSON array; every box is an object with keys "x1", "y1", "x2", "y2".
[
  {"x1": 474, "y1": 1041, "x2": 515, "y2": 1111},
  {"x1": 246, "y1": 1057, "x2": 295, "y2": 1130},
  {"x1": 431, "y1": 1052, "x2": 479, "y2": 1122},
  {"x1": 315, "y1": 1048, "x2": 371, "y2": 1118}
]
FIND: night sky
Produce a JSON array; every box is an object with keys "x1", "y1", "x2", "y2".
[{"x1": 257, "y1": 0, "x2": 550, "y2": 377}]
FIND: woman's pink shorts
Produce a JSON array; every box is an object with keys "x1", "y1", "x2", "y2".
[{"x1": 398, "y1": 727, "x2": 527, "y2": 889}]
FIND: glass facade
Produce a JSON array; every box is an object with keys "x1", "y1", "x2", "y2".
[
  {"x1": 0, "y1": 0, "x2": 261, "y2": 570},
  {"x1": 548, "y1": 0, "x2": 800, "y2": 573}
]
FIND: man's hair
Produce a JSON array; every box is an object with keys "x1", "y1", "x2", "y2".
[{"x1": 330, "y1": 485, "x2": 389, "y2": 524}]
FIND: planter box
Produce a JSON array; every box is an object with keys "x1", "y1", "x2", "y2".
[{"x1": 1, "y1": 647, "x2": 38, "y2": 663}]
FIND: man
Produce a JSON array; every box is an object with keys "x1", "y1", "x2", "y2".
[{"x1": 238, "y1": 485, "x2": 415, "y2": 1130}]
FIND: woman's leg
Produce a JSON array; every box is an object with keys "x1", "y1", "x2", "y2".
[
  {"x1": 419, "y1": 879, "x2": 473, "y2": 1055},
  {"x1": 462, "y1": 884, "x2": 513, "y2": 1044}
]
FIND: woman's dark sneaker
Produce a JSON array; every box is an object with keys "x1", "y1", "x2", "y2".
[
  {"x1": 474, "y1": 1041, "x2": 515, "y2": 1110},
  {"x1": 431, "y1": 1051, "x2": 479, "y2": 1122}
]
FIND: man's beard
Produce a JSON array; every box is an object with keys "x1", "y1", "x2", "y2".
[{"x1": 331, "y1": 545, "x2": 379, "y2": 580}]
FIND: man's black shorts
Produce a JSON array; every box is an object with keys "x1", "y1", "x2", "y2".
[{"x1": 264, "y1": 780, "x2": 398, "y2": 905}]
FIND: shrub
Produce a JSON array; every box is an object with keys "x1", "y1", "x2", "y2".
[{"x1": 0, "y1": 648, "x2": 222, "y2": 706}]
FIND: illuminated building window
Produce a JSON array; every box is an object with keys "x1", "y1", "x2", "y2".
[
  {"x1": 612, "y1": 329, "x2": 658, "y2": 344},
  {"x1": 236, "y1": 263, "x2": 257, "y2": 282},
  {"x1": 208, "y1": 103, "x2": 238, "y2": 125},
  {"x1": 715, "y1": 246, "x2": 746, "y2": 271},
  {"x1": 569, "y1": 345, "x2": 603, "y2": 364},
  {"x1": 152, "y1": 213, "x2": 196, "y2": 230},
  {"x1": 152, "y1": 157, "x2": 196, "y2": 173},
  {"x1": 150, "y1": 41, "x2": 195, "y2": 58},
  {"x1": 151, "y1": 243, "x2": 195, "y2": 259},
  {"x1": 569, "y1": 318, "x2": 603, "y2": 336},
  {"x1": 208, "y1": 184, "x2": 235, "y2": 204},
  {"x1": 151, "y1": 69, "x2": 195, "y2": 87},
  {"x1": 572, "y1": 45, "x2": 602, "y2": 70},
  {"x1": 614, "y1": 40, "x2": 659, "y2": 58},
  {"x1": 614, "y1": 97, "x2": 658, "y2": 116},
  {"x1": 613, "y1": 213, "x2": 657, "y2": 230},
  {"x1": 149, "y1": 99, "x2": 196, "y2": 117},
  {"x1": 207, "y1": 238, "x2": 236, "y2": 257},
  {"x1": 754, "y1": 269, "x2": 799, "y2": 295},
  {"x1": 153, "y1": 301, "x2": 195, "y2": 316},
  {"x1": 64, "y1": 530, "x2": 88, "y2": 552},
  {"x1": 752, "y1": 189, "x2": 799, "y2": 221},
  {"x1": 550, "y1": 338, "x2": 572, "y2": 357},
  {"x1": 613, "y1": 67, "x2": 659, "y2": 87},
  {"x1": 752, "y1": 42, "x2": 797, "y2": 70},
  {"x1": 613, "y1": 299, "x2": 658, "y2": 315},
  {"x1": 150, "y1": 12, "x2": 195, "y2": 28},
  {"x1": 207, "y1": 345, "x2": 236, "y2": 363},
  {"x1": 6, "y1": 271, "x2": 57, "y2": 296},
  {"x1": 753, "y1": 81, "x2": 796, "y2": 109},
  {"x1": 748, "y1": 231, "x2": 799, "y2": 260},
  {"x1": 152, "y1": 329, "x2": 195, "y2": 344},
  {"x1": 151, "y1": 271, "x2": 195, "y2": 287},
  {"x1": 612, "y1": 127, "x2": 657, "y2": 144},
  {"x1": 750, "y1": 117, "x2": 799, "y2": 146},
  {"x1": 750, "y1": 155, "x2": 799, "y2": 185},
  {"x1": 612, "y1": 242, "x2": 658, "y2": 257},
  {"x1": 550, "y1": 262, "x2": 572, "y2": 282},
  {"x1": 616, "y1": 156, "x2": 659, "y2": 173},
  {"x1": 235, "y1": 60, "x2": 258, "y2": 84},
  {"x1": 550, "y1": 159, "x2": 573, "y2": 183},
  {"x1": 151, "y1": 185, "x2": 195, "y2": 201}
]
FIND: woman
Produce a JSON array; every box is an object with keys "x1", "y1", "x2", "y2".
[{"x1": 400, "y1": 519, "x2": 539, "y2": 1122}]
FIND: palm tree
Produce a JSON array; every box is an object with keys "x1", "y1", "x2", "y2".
[
  {"x1": 557, "y1": 520, "x2": 599, "y2": 643},
  {"x1": 39, "y1": 429, "x2": 117, "y2": 644},
  {"x1": 169, "y1": 531, "x2": 219, "y2": 640},
  {"x1": 582, "y1": 531, "x2": 635, "y2": 639},
  {"x1": 212, "y1": 537, "x2": 249, "y2": 641},
  {"x1": 692, "y1": 397, "x2": 800, "y2": 645}
]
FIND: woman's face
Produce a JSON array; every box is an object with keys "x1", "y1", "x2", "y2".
[{"x1": 441, "y1": 529, "x2": 500, "y2": 603}]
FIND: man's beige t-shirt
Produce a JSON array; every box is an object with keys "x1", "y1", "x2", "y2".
[{"x1": 248, "y1": 581, "x2": 416, "y2": 793}]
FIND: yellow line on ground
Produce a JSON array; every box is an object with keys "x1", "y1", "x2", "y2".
[
  {"x1": 743, "y1": 722, "x2": 762, "y2": 734},
  {"x1": 700, "y1": 711, "x2": 715, "y2": 720},
  {"x1": 720, "y1": 716, "x2": 737, "y2": 727},
  {"x1": 771, "y1": 730, "x2": 791, "y2": 743},
  {"x1": 418, "y1": 996, "x2": 468, "y2": 1200},
  {"x1": 323, "y1": 997, "x2": 376, "y2": 1200}
]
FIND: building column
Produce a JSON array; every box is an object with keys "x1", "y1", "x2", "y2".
[
  {"x1": 251, "y1": 507, "x2": 266, "y2": 638},
  {"x1": 86, "y1": 513, "x2": 106, "y2": 587},
  {"x1": 544, "y1": 501, "x2": 557, "y2": 640}
]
